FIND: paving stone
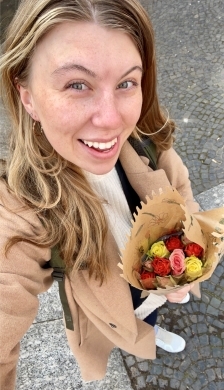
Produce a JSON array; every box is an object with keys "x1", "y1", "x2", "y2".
[
  {"x1": 162, "y1": 366, "x2": 173, "y2": 378},
  {"x1": 208, "y1": 382, "x2": 218, "y2": 390},
  {"x1": 183, "y1": 376, "x2": 194, "y2": 387},
  {"x1": 197, "y1": 360, "x2": 207, "y2": 371},
  {"x1": 137, "y1": 361, "x2": 149, "y2": 372},
  {"x1": 207, "y1": 368, "x2": 217, "y2": 383},
  {"x1": 199, "y1": 345, "x2": 212, "y2": 356},
  {"x1": 217, "y1": 383, "x2": 224, "y2": 390},
  {"x1": 199, "y1": 303, "x2": 207, "y2": 314},
  {"x1": 130, "y1": 367, "x2": 140, "y2": 378},
  {"x1": 146, "y1": 375, "x2": 157, "y2": 386},
  {"x1": 210, "y1": 335, "x2": 222, "y2": 347},
  {"x1": 193, "y1": 377, "x2": 208, "y2": 389},
  {"x1": 135, "y1": 376, "x2": 146, "y2": 389},
  {"x1": 212, "y1": 348, "x2": 223, "y2": 358},
  {"x1": 206, "y1": 358, "x2": 217, "y2": 368},
  {"x1": 149, "y1": 364, "x2": 162, "y2": 375},
  {"x1": 215, "y1": 368, "x2": 222, "y2": 380},
  {"x1": 199, "y1": 334, "x2": 209, "y2": 346},
  {"x1": 157, "y1": 378, "x2": 169, "y2": 388},
  {"x1": 173, "y1": 370, "x2": 184, "y2": 381},
  {"x1": 170, "y1": 379, "x2": 181, "y2": 389},
  {"x1": 179, "y1": 357, "x2": 191, "y2": 372},
  {"x1": 197, "y1": 323, "x2": 208, "y2": 333},
  {"x1": 190, "y1": 350, "x2": 200, "y2": 362},
  {"x1": 125, "y1": 356, "x2": 136, "y2": 368},
  {"x1": 207, "y1": 305, "x2": 219, "y2": 315}
]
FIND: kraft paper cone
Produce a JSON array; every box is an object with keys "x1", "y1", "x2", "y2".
[{"x1": 118, "y1": 187, "x2": 224, "y2": 297}]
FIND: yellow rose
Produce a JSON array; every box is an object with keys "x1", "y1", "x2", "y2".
[
  {"x1": 185, "y1": 256, "x2": 203, "y2": 281},
  {"x1": 147, "y1": 241, "x2": 170, "y2": 258}
]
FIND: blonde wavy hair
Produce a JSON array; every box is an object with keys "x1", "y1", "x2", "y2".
[{"x1": 0, "y1": 0, "x2": 175, "y2": 282}]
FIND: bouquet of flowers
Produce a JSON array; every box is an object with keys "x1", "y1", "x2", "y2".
[
  {"x1": 118, "y1": 187, "x2": 224, "y2": 297},
  {"x1": 138, "y1": 231, "x2": 205, "y2": 290}
]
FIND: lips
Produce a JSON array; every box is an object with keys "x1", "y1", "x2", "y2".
[{"x1": 81, "y1": 137, "x2": 118, "y2": 151}]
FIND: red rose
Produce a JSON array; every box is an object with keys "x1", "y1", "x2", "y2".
[
  {"x1": 140, "y1": 270, "x2": 156, "y2": 289},
  {"x1": 151, "y1": 257, "x2": 171, "y2": 276},
  {"x1": 184, "y1": 243, "x2": 203, "y2": 258},
  {"x1": 165, "y1": 236, "x2": 184, "y2": 251},
  {"x1": 141, "y1": 270, "x2": 156, "y2": 280}
]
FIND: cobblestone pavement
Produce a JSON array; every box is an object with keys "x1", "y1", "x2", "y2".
[
  {"x1": 141, "y1": 0, "x2": 224, "y2": 195},
  {"x1": 0, "y1": 1, "x2": 224, "y2": 390},
  {"x1": 120, "y1": 1, "x2": 224, "y2": 389},
  {"x1": 121, "y1": 263, "x2": 224, "y2": 390}
]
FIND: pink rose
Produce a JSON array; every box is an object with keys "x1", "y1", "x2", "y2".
[{"x1": 169, "y1": 249, "x2": 186, "y2": 275}]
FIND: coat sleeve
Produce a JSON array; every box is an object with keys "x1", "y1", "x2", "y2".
[
  {"x1": 157, "y1": 147, "x2": 199, "y2": 213},
  {"x1": 0, "y1": 202, "x2": 53, "y2": 390}
]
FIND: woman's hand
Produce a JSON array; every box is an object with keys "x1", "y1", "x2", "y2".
[{"x1": 166, "y1": 284, "x2": 194, "y2": 303}]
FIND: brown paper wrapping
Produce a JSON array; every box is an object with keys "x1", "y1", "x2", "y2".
[{"x1": 118, "y1": 187, "x2": 224, "y2": 298}]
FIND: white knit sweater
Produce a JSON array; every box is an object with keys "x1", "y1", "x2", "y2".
[{"x1": 84, "y1": 167, "x2": 167, "y2": 319}]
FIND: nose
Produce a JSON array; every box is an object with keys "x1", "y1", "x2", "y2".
[{"x1": 91, "y1": 91, "x2": 122, "y2": 130}]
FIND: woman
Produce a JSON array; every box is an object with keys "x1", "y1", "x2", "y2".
[{"x1": 0, "y1": 0, "x2": 200, "y2": 388}]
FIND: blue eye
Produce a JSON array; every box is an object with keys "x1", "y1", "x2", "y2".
[
  {"x1": 117, "y1": 80, "x2": 137, "y2": 89},
  {"x1": 69, "y1": 82, "x2": 88, "y2": 90}
]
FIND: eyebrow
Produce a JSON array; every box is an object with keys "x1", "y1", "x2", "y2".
[
  {"x1": 52, "y1": 64, "x2": 97, "y2": 77},
  {"x1": 51, "y1": 64, "x2": 143, "y2": 78}
]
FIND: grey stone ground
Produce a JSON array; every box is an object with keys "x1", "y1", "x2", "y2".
[{"x1": 0, "y1": 0, "x2": 223, "y2": 389}]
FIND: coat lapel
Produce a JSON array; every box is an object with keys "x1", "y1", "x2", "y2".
[{"x1": 119, "y1": 141, "x2": 171, "y2": 201}]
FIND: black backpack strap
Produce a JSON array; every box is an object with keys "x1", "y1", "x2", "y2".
[
  {"x1": 128, "y1": 137, "x2": 157, "y2": 171},
  {"x1": 115, "y1": 159, "x2": 141, "y2": 217},
  {"x1": 115, "y1": 138, "x2": 157, "y2": 217},
  {"x1": 50, "y1": 247, "x2": 74, "y2": 331}
]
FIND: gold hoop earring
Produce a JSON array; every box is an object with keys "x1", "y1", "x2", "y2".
[{"x1": 137, "y1": 108, "x2": 170, "y2": 136}]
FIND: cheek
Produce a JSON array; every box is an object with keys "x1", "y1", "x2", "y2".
[
  {"x1": 35, "y1": 99, "x2": 82, "y2": 134},
  {"x1": 125, "y1": 94, "x2": 143, "y2": 126}
]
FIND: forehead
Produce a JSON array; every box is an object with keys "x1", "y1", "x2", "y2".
[{"x1": 30, "y1": 21, "x2": 142, "y2": 77}]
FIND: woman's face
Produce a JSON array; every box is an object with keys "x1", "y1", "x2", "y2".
[{"x1": 20, "y1": 22, "x2": 143, "y2": 174}]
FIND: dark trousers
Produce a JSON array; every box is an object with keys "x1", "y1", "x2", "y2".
[{"x1": 130, "y1": 285, "x2": 158, "y2": 326}]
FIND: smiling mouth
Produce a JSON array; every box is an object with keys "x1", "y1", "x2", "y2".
[{"x1": 80, "y1": 137, "x2": 118, "y2": 152}]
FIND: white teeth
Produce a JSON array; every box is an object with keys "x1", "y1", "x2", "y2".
[
  {"x1": 98, "y1": 143, "x2": 106, "y2": 150},
  {"x1": 83, "y1": 141, "x2": 93, "y2": 147},
  {"x1": 93, "y1": 142, "x2": 99, "y2": 148},
  {"x1": 83, "y1": 137, "x2": 117, "y2": 150}
]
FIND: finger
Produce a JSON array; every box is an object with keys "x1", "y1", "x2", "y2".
[{"x1": 166, "y1": 288, "x2": 190, "y2": 302}]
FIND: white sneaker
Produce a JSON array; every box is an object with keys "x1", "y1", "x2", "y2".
[
  {"x1": 155, "y1": 326, "x2": 186, "y2": 353},
  {"x1": 177, "y1": 292, "x2": 190, "y2": 304}
]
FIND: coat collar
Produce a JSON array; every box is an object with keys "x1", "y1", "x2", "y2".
[{"x1": 119, "y1": 141, "x2": 170, "y2": 201}]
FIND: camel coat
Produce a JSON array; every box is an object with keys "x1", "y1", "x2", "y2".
[{"x1": 0, "y1": 142, "x2": 200, "y2": 389}]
